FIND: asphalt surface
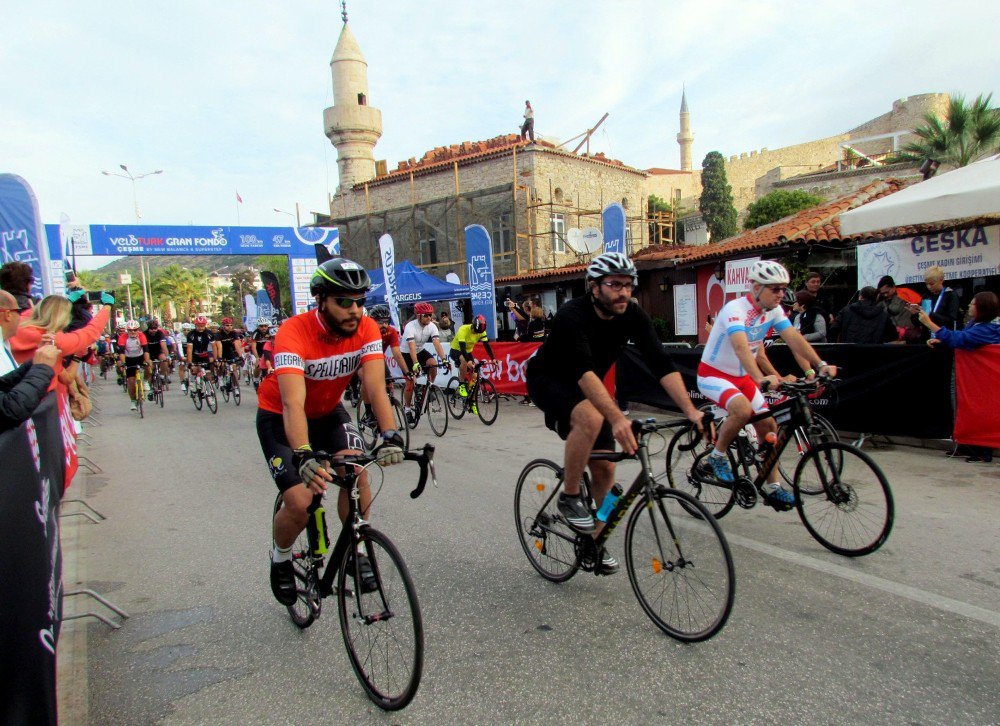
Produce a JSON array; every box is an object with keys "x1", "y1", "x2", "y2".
[{"x1": 62, "y1": 376, "x2": 1000, "y2": 725}]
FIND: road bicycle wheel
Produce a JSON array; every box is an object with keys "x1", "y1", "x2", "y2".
[
  {"x1": 778, "y1": 413, "x2": 840, "y2": 490},
  {"x1": 355, "y1": 402, "x2": 379, "y2": 450},
  {"x1": 513, "y1": 459, "x2": 580, "y2": 582},
  {"x1": 157, "y1": 381, "x2": 165, "y2": 408},
  {"x1": 232, "y1": 378, "x2": 241, "y2": 406},
  {"x1": 136, "y1": 383, "x2": 144, "y2": 419},
  {"x1": 624, "y1": 487, "x2": 735, "y2": 642},
  {"x1": 665, "y1": 424, "x2": 736, "y2": 519},
  {"x1": 476, "y1": 378, "x2": 499, "y2": 426},
  {"x1": 425, "y1": 387, "x2": 448, "y2": 437},
  {"x1": 794, "y1": 441, "x2": 894, "y2": 556},
  {"x1": 338, "y1": 527, "x2": 423, "y2": 711},
  {"x1": 220, "y1": 374, "x2": 231, "y2": 402},
  {"x1": 391, "y1": 399, "x2": 410, "y2": 451},
  {"x1": 205, "y1": 380, "x2": 218, "y2": 414},
  {"x1": 272, "y1": 494, "x2": 321, "y2": 628},
  {"x1": 191, "y1": 384, "x2": 203, "y2": 411},
  {"x1": 445, "y1": 379, "x2": 466, "y2": 420}
]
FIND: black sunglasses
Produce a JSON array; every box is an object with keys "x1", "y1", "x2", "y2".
[{"x1": 330, "y1": 296, "x2": 365, "y2": 309}]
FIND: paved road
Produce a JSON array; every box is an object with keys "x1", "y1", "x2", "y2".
[{"x1": 63, "y1": 377, "x2": 1000, "y2": 724}]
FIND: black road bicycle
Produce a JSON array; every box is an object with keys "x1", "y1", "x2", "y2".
[
  {"x1": 404, "y1": 365, "x2": 449, "y2": 436},
  {"x1": 445, "y1": 361, "x2": 499, "y2": 425},
  {"x1": 149, "y1": 366, "x2": 167, "y2": 409},
  {"x1": 188, "y1": 367, "x2": 218, "y2": 414},
  {"x1": 356, "y1": 377, "x2": 410, "y2": 452},
  {"x1": 272, "y1": 444, "x2": 436, "y2": 710},
  {"x1": 665, "y1": 378, "x2": 893, "y2": 557},
  {"x1": 217, "y1": 360, "x2": 242, "y2": 407},
  {"x1": 514, "y1": 418, "x2": 735, "y2": 642}
]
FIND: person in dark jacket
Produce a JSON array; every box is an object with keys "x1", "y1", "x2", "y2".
[
  {"x1": 0, "y1": 261, "x2": 37, "y2": 313},
  {"x1": 877, "y1": 275, "x2": 915, "y2": 330},
  {"x1": 921, "y1": 266, "x2": 961, "y2": 330},
  {"x1": 831, "y1": 287, "x2": 898, "y2": 344},
  {"x1": 790, "y1": 291, "x2": 826, "y2": 342},
  {"x1": 0, "y1": 290, "x2": 58, "y2": 432}
]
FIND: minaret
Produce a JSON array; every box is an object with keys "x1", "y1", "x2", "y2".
[
  {"x1": 323, "y1": 9, "x2": 382, "y2": 195},
  {"x1": 676, "y1": 87, "x2": 694, "y2": 172}
]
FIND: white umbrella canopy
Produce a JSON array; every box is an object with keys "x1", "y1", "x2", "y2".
[{"x1": 839, "y1": 153, "x2": 1000, "y2": 235}]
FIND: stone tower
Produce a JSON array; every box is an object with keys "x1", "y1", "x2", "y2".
[
  {"x1": 323, "y1": 21, "x2": 382, "y2": 195},
  {"x1": 676, "y1": 88, "x2": 694, "y2": 172}
]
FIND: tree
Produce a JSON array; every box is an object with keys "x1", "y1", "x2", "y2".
[
  {"x1": 898, "y1": 93, "x2": 1000, "y2": 168},
  {"x1": 699, "y1": 151, "x2": 738, "y2": 242},
  {"x1": 743, "y1": 189, "x2": 825, "y2": 230},
  {"x1": 75, "y1": 270, "x2": 108, "y2": 291}
]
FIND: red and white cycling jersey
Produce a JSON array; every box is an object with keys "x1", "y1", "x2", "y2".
[
  {"x1": 116, "y1": 332, "x2": 147, "y2": 358},
  {"x1": 700, "y1": 295, "x2": 791, "y2": 376},
  {"x1": 257, "y1": 310, "x2": 383, "y2": 418}
]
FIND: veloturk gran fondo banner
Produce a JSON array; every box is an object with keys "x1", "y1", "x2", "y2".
[
  {"x1": 0, "y1": 392, "x2": 68, "y2": 726},
  {"x1": 465, "y1": 225, "x2": 497, "y2": 339},
  {"x1": 0, "y1": 174, "x2": 54, "y2": 299}
]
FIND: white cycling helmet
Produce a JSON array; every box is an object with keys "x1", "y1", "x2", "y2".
[
  {"x1": 748, "y1": 260, "x2": 790, "y2": 286},
  {"x1": 125, "y1": 319, "x2": 141, "y2": 331},
  {"x1": 256, "y1": 317, "x2": 273, "y2": 327},
  {"x1": 586, "y1": 252, "x2": 637, "y2": 286}
]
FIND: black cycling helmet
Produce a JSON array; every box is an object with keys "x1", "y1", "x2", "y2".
[
  {"x1": 369, "y1": 304, "x2": 391, "y2": 321},
  {"x1": 472, "y1": 314, "x2": 487, "y2": 333},
  {"x1": 310, "y1": 257, "x2": 371, "y2": 297}
]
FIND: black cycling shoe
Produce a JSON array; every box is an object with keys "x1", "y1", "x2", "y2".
[
  {"x1": 557, "y1": 493, "x2": 596, "y2": 534},
  {"x1": 270, "y1": 559, "x2": 297, "y2": 605},
  {"x1": 348, "y1": 553, "x2": 379, "y2": 593}
]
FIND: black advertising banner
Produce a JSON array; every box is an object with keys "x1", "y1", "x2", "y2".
[
  {"x1": 616, "y1": 343, "x2": 954, "y2": 439},
  {"x1": 260, "y1": 270, "x2": 282, "y2": 312},
  {"x1": 0, "y1": 392, "x2": 65, "y2": 726}
]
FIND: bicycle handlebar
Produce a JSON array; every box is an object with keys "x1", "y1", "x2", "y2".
[{"x1": 313, "y1": 443, "x2": 436, "y2": 500}]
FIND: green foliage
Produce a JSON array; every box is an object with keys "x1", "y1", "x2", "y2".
[
  {"x1": 256, "y1": 256, "x2": 292, "y2": 316},
  {"x1": 744, "y1": 190, "x2": 825, "y2": 230},
  {"x1": 897, "y1": 93, "x2": 1000, "y2": 167},
  {"x1": 699, "y1": 151, "x2": 738, "y2": 242},
  {"x1": 650, "y1": 315, "x2": 671, "y2": 341}
]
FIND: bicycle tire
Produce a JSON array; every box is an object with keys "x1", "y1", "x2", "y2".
[
  {"x1": 624, "y1": 487, "x2": 735, "y2": 641},
  {"x1": 221, "y1": 374, "x2": 232, "y2": 402},
  {"x1": 513, "y1": 459, "x2": 580, "y2": 582},
  {"x1": 476, "y1": 378, "x2": 499, "y2": 425},
  {"x1": 794, "y1": 441, "x2": 894, "y2": 557},
  {"x1": 445, "y1": 379, "x2": 466, "y2": 420},
  {"x1": 665, "y1": 425, "x2": 736, "y2": 519},
  {"x1": 778, "y1": 413, "x2": 840, "y2": 490},
  {"x1": 271, "y1": 494, "x2": 319, "y2": 628},
  {"x1": 338, "y1": 527, "x2": 423, "y2": 711},
  {"x1": 205, "y1": 381, "x2": 218, "y2": 414},
  {"x1": 192, "y1": 386, "x2": 203, "y2": 411},
  {"x1": 425, "y1": 387, "x2": 448, "y2": 437},
  {"x1": 355, "y1": 402, "x2": 379, "y2": 451},
  {"x1": 232, "y1": 379, "x2": 241, "y2": 406},
  {"x1": 391, "y1": 399, "x2": 410, "y2": 451}
]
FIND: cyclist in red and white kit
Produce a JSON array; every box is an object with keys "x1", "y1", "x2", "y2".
[{"x1": 697, "y1": 260, "x2": 836, "y2": 506}]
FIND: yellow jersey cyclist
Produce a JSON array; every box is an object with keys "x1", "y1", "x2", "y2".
[
  {"x1": 450, "y1": 314, "x2": 496, "y2": 415},
  {"x1": 697, "y1": 260, "x2": 837, "y2": 507}
]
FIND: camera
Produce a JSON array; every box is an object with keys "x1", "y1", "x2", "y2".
[{"x1": 86, "y1": 290, "x2": 104, "y2": 303}]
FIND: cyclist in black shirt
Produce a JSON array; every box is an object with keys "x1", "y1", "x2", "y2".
[
  {"x1": 251, "y1": 318, "x2": 271, "y2": 358},
  {"x1": 213, "y1": 317, "x2": 244, "y2": 392},
  {"x1": 143, "y1": 318, "x2": 171, "y2": 383},
  {"x1": 526, "y1": 253, "x2": 703, "y2": 573},
  {"x1": 184, "y1": 315, "x2": 216, "y2": 392}
]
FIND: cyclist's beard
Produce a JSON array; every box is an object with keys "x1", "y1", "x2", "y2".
[
  {"x1": 319, "y1": 306, "x2": 360, "y2": 337},
  {"x1": 590, "y1": 288, "x2": 630, "y2": 317}
]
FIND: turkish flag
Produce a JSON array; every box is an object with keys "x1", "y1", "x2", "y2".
[
  {"x1": 236, "y1": 191, "x2": 243, "y2": 204},
  {"x1": 953, "y1": 346, "x2": 1000, "y2": 448}
]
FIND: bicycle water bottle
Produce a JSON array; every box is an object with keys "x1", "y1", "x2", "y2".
[
  {"x1": 756, "y1": 431, "x2": 778, "y2": 462},
  {"x1": 596, "y1": 483, "x2": 624, "y2": 522}
]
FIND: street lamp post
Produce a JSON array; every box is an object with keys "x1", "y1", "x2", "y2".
[
  {"x1": 101, "y1": 165, "x2": 163, "y2": 316},
  {"x1": 273, "y1": 207, "x2": 301, "y2": 227}
]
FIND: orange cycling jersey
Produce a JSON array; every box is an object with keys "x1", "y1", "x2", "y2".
[{"x1": 257, "y1": 310, "x2": 383, "y2": 418}]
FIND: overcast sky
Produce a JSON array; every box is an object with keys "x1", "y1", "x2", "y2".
[{"x1": 3, "y1": 0, "x2": 997, "y2": 269}]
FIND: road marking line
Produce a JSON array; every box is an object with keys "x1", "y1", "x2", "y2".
[{"x1": 724, "y1": 531, "x2": 1000, "y2": 629}]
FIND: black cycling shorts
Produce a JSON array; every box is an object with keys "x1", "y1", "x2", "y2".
[
  {"x1": 256, "y1": 405, "x2": 364, "y2": 493},
  {"x1": 402, "y1": 348, "x2": 435, "y2": 372},
  {"x1": 123, "y1": 356, "x2": 145, "y2": 378},
  {"x1": 449, "y1": 349, "x2": 472, "y2": 368},
  {"x1": 526, "y1": 367, "x2": 614, "y2": 451}
]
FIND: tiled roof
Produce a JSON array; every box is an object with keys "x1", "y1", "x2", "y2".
[
  {"x1": 633, "y1": 179, "x2": 909, "y2": 266},
  {"x1": 496, "y1": 262, "x2": 588, "y2": 285},
  {"x1": 356, "y1": 133, "x2": 644, "y2": 190}
]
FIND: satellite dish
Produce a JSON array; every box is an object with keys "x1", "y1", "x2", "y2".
[
  {"x1": 580, "y1": 227, "x2": 603, "y2": 254},
  {"x1": 566, "y1": 228, "x2": 584, "y2": 253}
]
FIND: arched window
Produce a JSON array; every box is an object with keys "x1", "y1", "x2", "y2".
[{"x1": 554, "y1": 187, "x2": 564, "y2": 204}]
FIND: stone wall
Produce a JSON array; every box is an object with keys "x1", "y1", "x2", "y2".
[
  {"x1": 847, "y1": 93, "x2": 950, "y2": 154},
  {"x1": 768, "y1": 162, "x2": 923, "y2": 203}
]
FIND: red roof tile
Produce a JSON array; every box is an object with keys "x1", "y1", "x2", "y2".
[
  {"x1": 356, "y1": 134, "x2": 644, "y2": 190},
  {"x1": 496, "y1": 262, "x2": 588, "y2": 285}
]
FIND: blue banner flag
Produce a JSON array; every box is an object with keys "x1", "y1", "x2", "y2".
[
  {"x1": 255, "y1": 289, "x2": 274, "y2": 324},
  {"x1": 602, "y1": 202, "x2": 627, "y2": 255},
  {"x1": 464, "y1": 224, "x2": 496, "y2": 339},
  {"x1": 0, "y1": 174, "x2": 53, "y2": 298}
]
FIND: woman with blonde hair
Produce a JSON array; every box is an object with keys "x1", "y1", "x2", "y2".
[{"x1": 11, "y1": 294, "x2": 112, "y2": 390}]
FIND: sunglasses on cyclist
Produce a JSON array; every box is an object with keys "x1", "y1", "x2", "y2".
[
  {"x1": 766, "y1": 285, "x2": 788, "y2": 294},
  {"x1": 329, "y1": 296, "x2": 366, "y2": 309}
]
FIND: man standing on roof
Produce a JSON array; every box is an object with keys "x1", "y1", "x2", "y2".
[{"x1": 520, "y1": 100, "x2": 535, "y2": 143}]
